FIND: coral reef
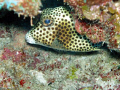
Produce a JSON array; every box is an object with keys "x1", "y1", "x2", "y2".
[
  {"x1": 0, "y1": 0, "x2": 120, "y2": 90},
  {"x1": 0, "y1": 0, "x2": 42, "y2": 26},
  {"x1": 64, "y1": 0, "x2": 120, "y2": 52}
]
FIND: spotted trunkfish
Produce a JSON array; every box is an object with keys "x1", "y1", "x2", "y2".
[{"x1": 25, "y1": 6, "x2": 102, "y2": 52}]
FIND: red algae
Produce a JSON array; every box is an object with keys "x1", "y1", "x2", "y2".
[
  {"x1": 19, "y1": 79, "x2": 26, "y2": 87},
  {"x1": 1, "y1": 48, "x2": 28, "y2": 63},
  {"x1": 75, "y1": 19, "x2": 105, "y2": 43}
]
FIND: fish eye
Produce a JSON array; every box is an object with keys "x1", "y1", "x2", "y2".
[
  {"x1": 44, "y1": 19, "x2": 50, "y2": 24},
  {"x1": 43, "y1": 18, "x2": 53, "y2": 26}
]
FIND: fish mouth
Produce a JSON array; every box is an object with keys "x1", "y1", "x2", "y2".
[{"x1": 25, "y1": 32, "x2": 36, "y2": 44}]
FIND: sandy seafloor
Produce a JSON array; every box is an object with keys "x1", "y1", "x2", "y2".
[{"x1": 0, "y1": 3, "x2": 120, "y2": 90}]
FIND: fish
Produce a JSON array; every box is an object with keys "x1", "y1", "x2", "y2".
[{"x1": 25, "y1": 6, "x2": 102, "y2": 52}]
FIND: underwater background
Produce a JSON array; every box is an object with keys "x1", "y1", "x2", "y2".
[{"x1": 0, "y1": 0, "x2": 120, "y2": 90}]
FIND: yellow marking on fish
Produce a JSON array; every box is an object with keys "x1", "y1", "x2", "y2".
[{"x1": 26, "y1": 6, "x2": 101, "y2": 52}]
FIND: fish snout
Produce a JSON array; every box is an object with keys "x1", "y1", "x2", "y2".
[{"x1": 25, "y1": 32, "x2": 36, "y2": 44}]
